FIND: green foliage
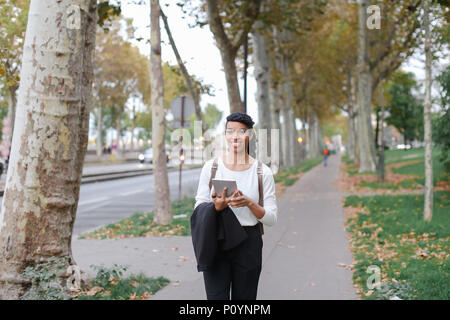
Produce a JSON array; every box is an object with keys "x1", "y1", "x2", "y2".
[
  {"x1": 433, "y1": 66, "x2": 450, "y2": 171},
  {"x1": 20, "y1": 256, "x2": 72, "y2": 300},
  {"x1": 90, "y1": 264, "x2": 127, "y2": 288},
  {"x1": 369, "y1": 281, "x2": 416, "y2": 300},
  {"x1": 76, "y1": 264, "x2": 169, "y2": 300},
  {"x1": 98, "y1": 1, "x2": 122, "y2": 29},
  {"x1": 385, "y1": 71, "x2": 424, "y2": 144}
]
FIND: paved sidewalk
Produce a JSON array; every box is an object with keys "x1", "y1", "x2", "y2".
[{"x1": 72, "y1": 153, "x2": 357, "y2": 300}]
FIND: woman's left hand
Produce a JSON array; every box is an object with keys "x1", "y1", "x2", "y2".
[{"x1": 228, "y1": 190, "x2": 253, "y2": 208}]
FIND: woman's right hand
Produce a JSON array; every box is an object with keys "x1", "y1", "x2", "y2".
[{"x1": 212, "y1": 187, "x2": 233, "y2": 211}]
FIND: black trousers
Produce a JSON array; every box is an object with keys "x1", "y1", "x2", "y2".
[{"x1": 202, "y1": 224, "x2": 263, "y2": 300}]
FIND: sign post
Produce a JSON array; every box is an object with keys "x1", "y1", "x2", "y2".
[{"x1": 170, "y1": 95, "x2": 195, "y2": 199}]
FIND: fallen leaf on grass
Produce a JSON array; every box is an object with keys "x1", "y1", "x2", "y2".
[
  {"x1": 142, "y1": 292, "x2": 152, "y2": 299},
  {"x1": 364, "y1": 290, "x2": 373, "y2": 296},
  {"x1": 86, "y1": 286, "x2": 103, "y2": 296},
  {"x1": 130, "y1": 281, "x2": 139, "y2": 287}
]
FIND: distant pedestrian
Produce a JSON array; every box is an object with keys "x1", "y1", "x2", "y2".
[
  {"x1": 323, "y1": 146, "x2": 329, "y2": 167},
  {"x1": 192, "y1": 112, "x2": 278, "y2": 300}
]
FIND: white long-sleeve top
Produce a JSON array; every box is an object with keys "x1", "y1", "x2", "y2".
[{"x1": 195, "y1": 158, "x2": 278, "y2": 227}]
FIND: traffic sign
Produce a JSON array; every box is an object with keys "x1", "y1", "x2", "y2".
[
  {"x1": 2, "y1": 117, "x2": 10, "y2": 126},
  {"x1": 170, "y1": 95, "x2": 195, "y2": 121}
]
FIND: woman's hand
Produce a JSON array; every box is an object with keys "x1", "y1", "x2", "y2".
[
  {"x1": 229, "y1": 190, "x2": 266, "y2": 220},
  {"x1": 228, "y1": 190, "x2": 253, "y2": 208},
  {"x1": 212, "y1": 187, "x2": 235, "y2": 211}
]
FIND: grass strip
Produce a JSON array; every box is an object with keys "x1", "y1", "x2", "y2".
[
  {"x1": 344, "y1": 191, "x2": 450, "y2": 300},
  {"x1": 274, "y1": 156, "x2": 322, "y2": 186}
]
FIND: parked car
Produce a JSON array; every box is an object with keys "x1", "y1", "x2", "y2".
[{"x1": 138, "y1": 148, "x2": 170, "y2": 164}]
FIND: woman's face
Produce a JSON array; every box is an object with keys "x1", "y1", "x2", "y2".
[{"x1": 225, "y1": 121, "x2": 251, "y2": 154}]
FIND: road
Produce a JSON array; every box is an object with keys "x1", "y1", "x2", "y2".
[{"x1": 0, "y1": 167, "x2": 202, "y2": 237}]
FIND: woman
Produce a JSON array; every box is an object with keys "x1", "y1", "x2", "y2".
[{"x1": 195, "y1": 112, "x2": 278, "y2": 300}]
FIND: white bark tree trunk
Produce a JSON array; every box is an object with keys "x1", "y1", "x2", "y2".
[
  {"x1": 308, "y1": 108, "x2": 322, "y2": 159},
  {"x1": 280, "y1": 55, "x2": 295, "y2": 168},
  {"x1": 357, "y1": 0, "x2": 377, "y2": 172},
  {"x1": 150, "y1": 0, "x2": 172, "y2": 225},
  {"x1": 252, "y1": 23, "x2": 272, "y2": 165},
  {"x1": 423, "y1": 0, "x2": 433, "y2": 221},
  {"x1": 346, "y1": 71, "x2": 357, "y2": 160},
  {"x1": 0, "y1": 0, "x2": 97, "y2": 299},
  {"x1": 268, "y1": 38, "x2": 282, "y2": 172},
  {"x1": 269, "y1": 80, "x2": 281, "y2": 173},
  {"x1": 96, "y1": 105, "x2": 103, "y2": 157}
]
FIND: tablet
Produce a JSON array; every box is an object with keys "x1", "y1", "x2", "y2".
[{"x1": 212, "y1": 179, "x2": 237, "y2": 197}]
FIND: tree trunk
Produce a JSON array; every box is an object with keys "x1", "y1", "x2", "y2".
[
  {"x1": 288, "y1": 107, "x2": 298, "y2": 166},
  {"x1": 268, "y1": 29, "x2": 282, "y2": 172},
  {"x1": 206, "y1": 0, "x2": 260, "y2": 114},
  {"x1": 423, "y1": 0, "x2": 433, "y2": 221},
  {"x1": 375, "y1": 108, "x2": 380, "y2": 150},
  {"x1": 345, "y1": 70, "x2": 357, "y2": 161},
  {"x1": 0, "y1": 0, "x2": 97, "y2": 299},
  {"x1": 115, "y1": 112, "x2": 122, "y2": 154},
  {"x1": 357, "y1": 0, "x2": 377, "y2": 172},
  {"x1": 253, "y1": 23, "x2": 272, "y2": 164},
  {"x1": 280, "y1": 55, "x2": 295, "y2": 168},
  {"x1": 130, "y1": 100, "x2": 136, "y2": 152},
  {"x1": 269, "y1": 78, "x2": 281, "y2": 173},
  {"x1": 308, "y1": 108, "x2": 322, "y2": 159},
  {"x1": 96, "y1": 105, "x2": 103, "y2": 157},
  {"x1": 150, "y1": 0, "x2": 173, "y2": 225},
  {"x1": 346, "y1": 112, "x2": 356, "y2": 160},
  {"x1": 351, "y1": 71, "x2": 360, "y2": 162}
]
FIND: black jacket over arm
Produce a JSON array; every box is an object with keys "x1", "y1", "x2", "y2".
[{"x1": 190, "y1": 202, "x2": 248, "y2": 272}]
